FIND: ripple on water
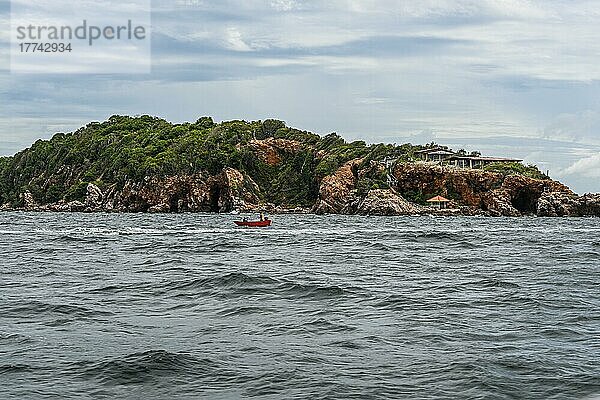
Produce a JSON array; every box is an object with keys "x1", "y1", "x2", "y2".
[
  {"x1": 72, "y1": 350, "x2": 220, "y2": 385},
  {"x1": 0, "y1": 364, "x2": 35, "y2": 375},
  {"x1": 1, "y1": 301, "x2": 114, "y2": 319}
]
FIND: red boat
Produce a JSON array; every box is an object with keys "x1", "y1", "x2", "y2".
[{"x1": 234, "y1": 219, "x2": 272, "y2": 227}]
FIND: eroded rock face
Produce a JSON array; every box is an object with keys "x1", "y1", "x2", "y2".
[
  {"x1": 482, "y1": 189, "x2": 520, "y2": 217},
  {"x1": 537, "y1": 192, "x2": 600, "y2": 217},
  {"x1": 575, "y1": 193, "x2": 600, "y2": 216},
  {"x1": 22, "y1": 191, "x2": 37, "y2": 210},
  {"x1": 312, "y1": 160, "x2": 423, "y2": 215},
  {"x1": 356, "y1": 189, "x2": 421, "y2": 216},
  {"x1": 86, "y1": 183, "x2": 103, "y2": 209},
  {"x1": 247, "y1": 138, "x2": 303, "y2": 165},
  {"x1": 312, "y1": 159, "x2": 361, "y2": 214},
  {"x1": 5, "y1": 158, "x2": 598, "y2": 217},
  {"x1": 393, "y1": 163, "x2": 573, "y2": 216},
  {"x1": 70, "y1": 168, "x2": 263, "y2": 213}
]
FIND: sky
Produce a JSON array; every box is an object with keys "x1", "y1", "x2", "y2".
[{"x1": 1, "y1": 0, "x2": 599, "y2": 193}]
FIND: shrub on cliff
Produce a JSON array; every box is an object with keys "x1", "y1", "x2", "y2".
[{"x1": 483, "y1": 162, "x2": 549, "y2": 180}]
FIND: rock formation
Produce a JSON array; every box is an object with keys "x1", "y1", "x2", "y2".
[
  {"x1": 392, "y1": 163, "x2": 573, "y2": 217},
  {"x1": 312, "y1": 159, "x2": 362, "y2": 214},
  {"x1": 356, "y1": 189, "x2": 421, "y2": 216},
  {"x1": 246, "y1": 138, "x2": 303, "y2": 166},
  {"x1": 4, "y1": 153, "x2": 599, "y2": 217},
  {"x1": 312, "y1": 160, "x2": 421, "y2": 215},
  {"x1": 537, "y1": 191, "x2": 600, "y2": 217},
  {"x1": 18, "y1": 168, "x2": 263, "y2": 213}
]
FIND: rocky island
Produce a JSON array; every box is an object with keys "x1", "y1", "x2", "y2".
[{"x1": 0, "y1": 115, "x2": 598, "y2": 217}]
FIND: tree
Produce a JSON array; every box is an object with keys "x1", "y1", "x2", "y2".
[{"x1": 259, "y1": 119, "x2": 286, "y2": 139}]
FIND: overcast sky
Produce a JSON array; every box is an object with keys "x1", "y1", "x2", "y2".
[{"x1": 1, "y1": 0, "x2": 599, "y2": 193}]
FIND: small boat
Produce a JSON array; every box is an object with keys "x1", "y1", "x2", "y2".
[{"x1": 234, "y1": 220, "x2": 272, "y2": 227}]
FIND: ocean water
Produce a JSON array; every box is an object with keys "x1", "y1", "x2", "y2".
[{"x1": 1, "y1": 212, "x2": 599, "y2": 399}]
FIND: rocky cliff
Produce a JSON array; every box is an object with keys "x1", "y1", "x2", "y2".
[
  {"x1": 18, "y1": 168, "x2": 262, "y2": 213},
  {"x1": 311, "y1": 161, "x2": 599, "y2": 217},
  {"x1": 537, "y1": 191, "x2": 600, "y2": 217}
]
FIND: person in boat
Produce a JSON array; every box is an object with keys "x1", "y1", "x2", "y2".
[
  {"x1": 243, "y1": 217, "x2": 248, "y2": 222},
  {"x1": 259, "y1": 212, "x2": 265, "y2": 221}
]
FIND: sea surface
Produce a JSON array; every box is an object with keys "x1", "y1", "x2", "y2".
[{"x1": 1, "y1": 213, "x2": 599, "y2": 399}]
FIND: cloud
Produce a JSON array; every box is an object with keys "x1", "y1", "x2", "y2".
[
  {"x1": 543, "y1": 110, "x2": 600, "y2": 145},
  {"x1": 224, "y1": 27, "x2": 253, "y2": 51},
  {"x1": 2, "y1": 0, "x2": 600, "y2": 194},
  {"x1": 561, "y1": 152, "x2": 600, "y2": 179},
  {"x1": 269, "y1": 0, "x2": 300, "y2": 12}
]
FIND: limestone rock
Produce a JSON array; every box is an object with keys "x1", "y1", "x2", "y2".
[
  {"x1": 22, "y1": 191, "x2": 37, "y2": 210},
  {"x1": 537, "y1": 192, "x2": 600, "y2": 217},
  {"x1": 313, "y1": 159, "x2": 361, "y2": 214},
  {"x1": 356, "y1": 189, "x2": 420, "y2": 215},
  {"x1": 482, "y1": 189, "x2": 520, "y2": 217},
  {"x1": 85, "y1": 183, "x2": 104, "y2": 209},
  {"x1": 247, "y1": 138, "x2": 302, "y2": 166},
  {"x1": 392, "y1": 163, "x2": 574, "y2": 217}
]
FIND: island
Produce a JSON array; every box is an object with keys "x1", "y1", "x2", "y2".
[{"x1": 0, "y1": 115, "x2": 598, "y2": 217}]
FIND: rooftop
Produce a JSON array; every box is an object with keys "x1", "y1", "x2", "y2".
[
  {"x1": 414, "y1": 147, "x2": 452, "y2": 154},
  {"x1": 427, "y1": 195, "x2": 450, "y2": 203},
  {"x1": 448, "y1": 156, "x2": 523, "y2": 162}
]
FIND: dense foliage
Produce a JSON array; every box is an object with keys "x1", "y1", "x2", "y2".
[
  {"x1": 482, "y1": 162, "x2": 549, "y2": 180},
  {"x1": 0, "y1": 115, "x2": 546, "y2": 208},
  {"x1": 0, "y1": 116, "x2": 418, "y2": 207}
]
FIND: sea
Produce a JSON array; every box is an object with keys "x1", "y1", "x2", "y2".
[{"x1": 1, "y1": 212, "x2": 599, "y2": 399}]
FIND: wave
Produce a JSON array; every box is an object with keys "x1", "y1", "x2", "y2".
[
  {"x1": 158, "y1": 273, "x2": 369, "y2": 303},
  {"x1": 411, "y1": 231, "x2": 464, "y2": 241},
  {"x1": 276, "y1": 282, "x2": 359, "y2": 300},
  {"x1": 217, "y1": 305, "x2": 275, "y2": 317},
  {"x1": 264, "y1": 317, "x2": 357, "y2": 335},
  {"x1": 0, "y1": 332, "x2": 34, "y2": 344},
  {"x1": 74, "y1": 350, "x2": 216, "y2": 384},
  {"x1": 303, "y1": 318, "x2": 357, "y2": 333},
  {"x1": 55, "y1": 235, "x2": 108, "y2": 244},
  {"x1": 0, "y1": 364, "x2": 35, "y2": 375},
  {"x1": 326, "y1": 339, "x2": 364, "y2": 349},
  {"x1": 166, "y1": 272, "x2": 279, "y2": 292},
  {"x1": 2, "y1": 301, "x2": 113, "y2": 319},
  {"x1": 461, "y1": 279, "x2": 520, "y2": 289},
  {"x1": 87, "y1": 284, "x2": 127, "y2": 294}
]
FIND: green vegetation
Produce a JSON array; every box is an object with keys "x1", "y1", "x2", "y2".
[
  {"x1": 482, "y1": 162, "x2": 549, "y2": 180},
  {"x1": 0, "y1": 115, "x2": 548, "y2": 208},
  {"x1": 0, "y1": 116, "x2": 414, "y2": 208}
]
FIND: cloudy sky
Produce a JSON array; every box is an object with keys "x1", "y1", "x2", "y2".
[{"x1": 1, "y1": 0, "x2": 599, "y2": 193}]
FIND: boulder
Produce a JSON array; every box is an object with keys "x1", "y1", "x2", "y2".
[
  {"x1": 482, "y1": 189, "x2": 520, "y2": 217},
  {"x1": 356, "y1": 189, "x2": 420, "y2": 215}
]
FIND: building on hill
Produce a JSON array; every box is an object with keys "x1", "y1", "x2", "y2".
[
  {"x1": 414, "y1": 146, "x2": 523, "y2": 169},
  {"x1": 415, "y1": 148, "x2": 456, "y2": 163},
  {"x1": 447, "y1": 156, "x2": 523, "y2": 169}
]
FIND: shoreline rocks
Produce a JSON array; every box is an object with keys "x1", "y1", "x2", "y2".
[{"x1": 2, "y1": 162, "x2": 598, "y2": 217}]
